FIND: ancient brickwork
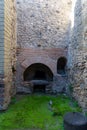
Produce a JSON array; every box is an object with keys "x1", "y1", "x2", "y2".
[
  {"x1": 16, "y1": 0, "x2": 71, "y2": 94},
  {"x1": 3, "y1": 0, "x2": 16, "y2": 109},
  {"x1": 0, "y1": 0, "x2": 4, "y2": 110},
  {"x1": 16, "y1": 48, "x2": 67, "y2": 93},
  {"x1": 69, "y1": 0, "x2": 87, "y2": 110},
  {"x1": 0, "y1": 1, "x2": 4, "y2": 73},
  {"x1": 17, "y1": 0, "x2": 71, "y2": 48},
  {"x1": 0, "y1": 0, "x2": 16, "y2": 110}
]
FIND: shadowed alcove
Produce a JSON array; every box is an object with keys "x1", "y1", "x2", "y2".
[
  {"x1": 23, "y1": 63, "x2": 53, "y2": 92},
  {"x1": 57, "y1": 57, "x2": 67, "y2": 75}
]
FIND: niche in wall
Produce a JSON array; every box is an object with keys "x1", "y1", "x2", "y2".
[{"x1": 57, "y1": 57, "x2": 67, "y2": 75}]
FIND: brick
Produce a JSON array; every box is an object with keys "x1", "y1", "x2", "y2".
[{"x1": 0, "y1": 0, "x2": 16, "y2": 110}]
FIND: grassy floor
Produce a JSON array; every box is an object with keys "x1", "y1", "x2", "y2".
[{"x1": 0, "y1": 94, "x2": 81, "y2": 130}]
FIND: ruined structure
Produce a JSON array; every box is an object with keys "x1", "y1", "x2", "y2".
[
  {"x1": 0, "y1": 0, "x2": 87, "y2": 110},
  {"x1": 68, "y1": 0, "x2": 87, "y2": 110},
  {"x1": 16, "y1": 0, "x2": 71, "y2": 94}
]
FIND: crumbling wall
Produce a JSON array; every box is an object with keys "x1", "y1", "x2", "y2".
[
  {"x1": 69, "y1": 0, "x2": 87, "y2": 110},
  {"x1": 16, "y1": 0, "x2": 71, "y2": 94},
  {"x1": 17, "y1": 0, "x2": 71, "y2": 48}
]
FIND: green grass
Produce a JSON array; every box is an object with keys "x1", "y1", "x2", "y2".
[{"x1": 0, "y1": 94, "x2": 81, "y2": 130}]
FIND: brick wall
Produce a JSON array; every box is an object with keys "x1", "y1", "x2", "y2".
[
  {"x1": 16, "y1": 48, "x2": 67, "y2": 92},
  {"x1": 0, "y1": 0, "x2": 16, "y2": 110},
  {"x1": 0, "y1": 0, "x2": 4, "y2": 110}
]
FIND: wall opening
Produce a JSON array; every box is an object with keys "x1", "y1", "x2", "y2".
[
  {"x1": 57, "y1": 57, "x2": 67, "y2": 75},
  {"x1": 23, "y1": 63, "x2": 53, "y2": 93},
  {"x1": 24, "y1": 63, "x2": 53, "y2": 81}
]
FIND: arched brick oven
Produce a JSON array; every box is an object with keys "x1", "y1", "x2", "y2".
[
  {"x1": 23, "y1": 63, "x2": 53, "y2": 81},
  {"x1": 23, "y1": 63, "x2": 53, "y2": 93},
  {"x1": 16, "y1": 48, "x2": 68, "y2": 94}
]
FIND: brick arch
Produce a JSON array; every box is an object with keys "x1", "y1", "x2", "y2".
[
  {"x1": 23, "y1": 63, "x2": 54, "y2": 81},
  {"x1": 21, "y1": 56, "x2": 57, "y2": 75}
]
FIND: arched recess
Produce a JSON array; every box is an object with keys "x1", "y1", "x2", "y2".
[
  {"x1": 57, "y1": 57, "x2": 67, "y2": 75},
  {"x1": 23, "y1": 63, "x2": 53, "y2": 81},
  {"x1": 21, "y1": 56, "x2": 56, "y2": 75}
]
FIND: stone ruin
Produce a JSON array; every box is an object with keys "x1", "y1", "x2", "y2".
[{"x1": 0, "y1": 0, "x2": 87, "y2": 111}]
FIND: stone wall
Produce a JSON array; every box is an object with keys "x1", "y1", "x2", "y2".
[
  {"x1": 16, "y1": 0, "x2": 71, "y2": 94},
  {"x1": 16, "y1": 0, "x2": 71, "y2": 48},
  {"x1": 0, "y1": 0, "x2": 16, "y2": 110},
  {"x1": 68, "y1": 0, "x2": 87, "y2": 110},
  {"x1": 0, "y1": 0, "x2": 87, "y2": 110}
]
